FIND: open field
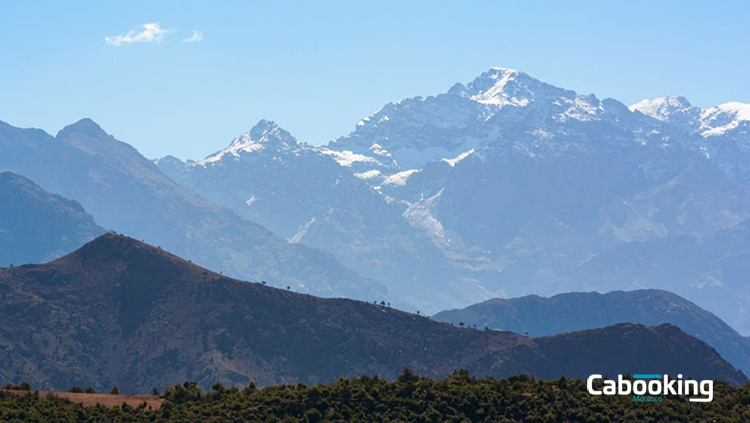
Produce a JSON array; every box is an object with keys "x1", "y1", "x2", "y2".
[{"x1": 1, "y1": 389, "x2": 164, "y2": 410}]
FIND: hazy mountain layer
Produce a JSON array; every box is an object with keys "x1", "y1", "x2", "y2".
[
  {"x1": 561, "y1": 220, "x2": 750, "y2": 334},
  {"x1": 434, "y1": 289, "x2": 750, "y2": 375},
  {"x1": 158, "y1": 121, "x2": 492, "y2": 312},
  {"x1": 0, "y1": 119, "x2": 387, "y2": 302},
  {"x1": 0, "y1": 172, "x2": 103, "y2": 266}
]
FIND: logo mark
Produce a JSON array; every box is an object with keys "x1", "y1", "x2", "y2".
[{"x1": 587, "y1": 374, "x2": 713, "y2": 402}]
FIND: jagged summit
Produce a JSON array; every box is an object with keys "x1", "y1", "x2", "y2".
[
  {"x1": 56, "y1": 118, "x2": 109, "y2": 139},
  {"x1": 238, "y1": 119, "x2": 298, "y2": 149},
  {"x1": 198, "y1": 119, "x2": 300, "y2": 165},
  {"x1": 329, "y1": 66, "x2": 623, "y2": 170},
  {"x1": 248, "y1": 119, "x2": 287, "y2": 139},
  {"x1": 449, "y1": 67, "x2": 570, "y2": 108}
]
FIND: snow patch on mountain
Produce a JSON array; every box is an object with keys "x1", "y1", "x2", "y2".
[
  {"x1": 199, "y1": 133, "x2": 264, "y2": 164},
  {"x1": 631, "y1": 96, "x2": 750, "y2": 138},
  {"x1": 404, "y1": 188, "x2": 448, "y2": 246},
  {"x1": 383, "y1": 169, "x2": 421, "y2": 186},
  {"x1": 369, "y1": 143, "x2": 391, "y2": 157},
  {"x1": 290, "y1": 216, "x2": 316, "y2": 243},
  {"x1": 560, "y1": 95, "x2": 604, "y2": 122},
  {"x1": 355, "y1": 170, "x2": 381, "y2": 180},
  {"x1": 720, "y1": 102, "x2": 750, "y2": 121},
  {"x1": 701, "y1": 102, "x2": 750, "y2": 137},
  {"x1": 442, "y1": 149, "x2": 475, "y2": 167},
  {"x1": 630, "y1": 96, "x2": 693, "y2": 121},
  {"x1": 197, "y1": 120, "x2": 298, "y2": 166},
  {"x1": 320, "y1": 148, "x2": 381, "y2": 167}
]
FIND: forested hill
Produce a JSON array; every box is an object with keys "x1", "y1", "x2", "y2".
[{"x1": 2, "y1": 373, "x2": 750, "y2": 422}]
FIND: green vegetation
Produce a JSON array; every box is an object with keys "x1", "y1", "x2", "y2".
[{"x1": 2, "y1": 371, "x2": 750, "y2": 422}]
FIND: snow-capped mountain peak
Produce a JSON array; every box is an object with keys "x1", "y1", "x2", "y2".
[
  {"x1": 231, "y1": 119, "x2": 296, "y2": 150},
  {"x1": 630, "y1": 96, "x2": 693, "y2": 121},
  {"x1": 700, "y1": 102, "x2": 750, "y2": 137},
  {"x1": 447, "y1": 67, "x2": 576, "y2": 111},
  {"x1": 451, "y1": 67, "x2": 540, "y2": 107},
  {"x1": 631, "y1": 97, "x2": 750, "y2": 137},
  {"x1": 199, "y1": 120, "x2": 299, "y2": 165},
  {"x1": 329, "y1": 67, "x2": 631, "y2": 172},
  {"x1": 716, "y1": 102, "x2": 750, "y2": 120},
  {"x1": 246, "y1": 119, "x2": 292, "y2": 142}
]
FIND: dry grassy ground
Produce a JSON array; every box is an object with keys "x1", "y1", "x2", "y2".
[{"x1": 1, "y1": 389, "x2": 164, "y2": 410}]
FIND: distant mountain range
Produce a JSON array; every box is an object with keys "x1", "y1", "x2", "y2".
[
  {"x1": 157, "y1": 121, "x2": 488, "y2": 311},
  {"x1": 560, "y1": 221, "x2": 750, "y2": 334},
  {"x1": 2, "y1": 66, "x2": 749, "y2": 330},
  {"x1": 157, "y1": 68, "x2": 750, "y2": 328},
  {"x1": 0, "y1": 235, "x2": 744, "y2": 392},
  {"x1": 0, "y1": 119, "x2": 387, "y2": 303},
  {"x1": 0, "y1": 172, "x2": 103, "y2": 266},
  {"x1": 433, "y1": 289, "x2": 750, "y2": 376}
]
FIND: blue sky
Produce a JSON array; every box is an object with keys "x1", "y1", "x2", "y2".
[{"x1": 1, "y1": 0, "x2": 749, "y2": 160}]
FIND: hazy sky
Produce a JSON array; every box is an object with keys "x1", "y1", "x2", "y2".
[{"x1": 2, "y1": 0, "x2": 749, "y2": 160}]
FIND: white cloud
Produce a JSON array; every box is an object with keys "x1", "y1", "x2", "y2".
[
  {"x1": 105, "y1": 23, "x2": 174, "y2": 46},
  {"x1": 183, "y1": 30, "x2": 204, "y2": 44}
]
